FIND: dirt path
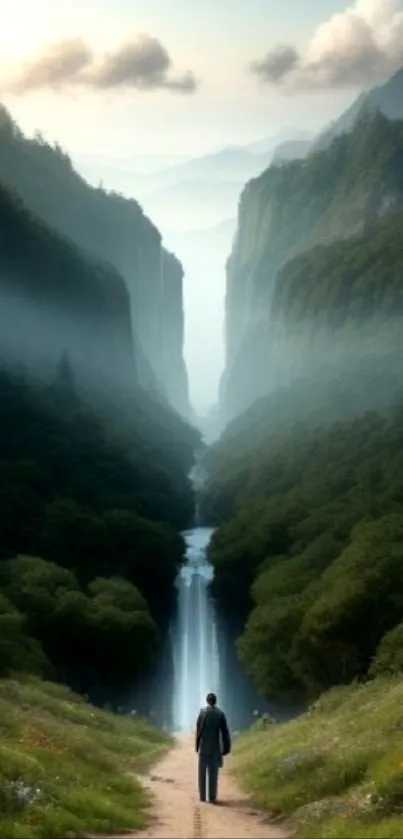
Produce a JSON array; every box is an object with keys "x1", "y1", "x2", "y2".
[{"x1": 133, "y1": 733, "x2": 287, "y2": 839}]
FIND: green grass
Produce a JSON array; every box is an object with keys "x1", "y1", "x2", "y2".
[
  {"x1": 230, "y1": 676, "x2": 403, "y2": 837},
  {"x1": 0, "y1": 677, "x2": 171, "y2": 838}
]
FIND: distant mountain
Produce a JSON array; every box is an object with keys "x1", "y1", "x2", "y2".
[
  {"x1": 76, "y1": 147, "x2": 271, "y2": 232},
  {"x1": 75, "y1": 127, "x2": 317, "y2": 240},
  {"x1": 77, "y1": 151, "x2": 190, "y2": 179},
  {"x1": 245, "y1": 128, "x2": 314, "y2": 155},
  {"x1": 164, "y1": 218, "x2": 236, "y2": 268},
  {"x1": 147, "y1": 146, "x2": 271, "y2": 184},
  {"x1": 272, "y1": 139, "x2": 313, "y2": 163},
  {"x1": 137, "y1": 131, "x2": 315, "y2": 190},
  {"x1": 141, "y1": 180, "x2": 242, "y2": 231}
]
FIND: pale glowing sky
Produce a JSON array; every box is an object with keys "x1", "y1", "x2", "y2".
[
  {"x1": 0, "y1": 0, "x2": 362, "y2": 155},
  {"x1": 1, "y1": 0, "x2": 401, "y2": 412}
]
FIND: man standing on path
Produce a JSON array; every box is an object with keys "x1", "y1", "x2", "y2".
[{"x1": 195, "y1": 692, "x2": 231, "y2": 804}]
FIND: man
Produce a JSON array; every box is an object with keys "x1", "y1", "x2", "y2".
[{"x1": 195, "y1": 692, "x2": 231, "y2": 803}]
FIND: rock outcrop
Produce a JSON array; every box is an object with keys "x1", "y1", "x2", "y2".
[
  {"x1": 221, "y1": 111, "x2": 403, "y2": 424},
  {"x1": 0, "y1": 106, "x2": 190, "y2": 416}
]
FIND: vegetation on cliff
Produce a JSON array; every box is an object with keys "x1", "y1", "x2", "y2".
[
  {"x1": 203, "y1": 208, "x2": 403, "y2": 702},
  {"x1": 0, "y1": 182, "x2": 134, "y2": 391},
  {"x1": 204, "y1": 398, "x2": 403, "y2": 701},
  {"x1": 233, "y1": 110, "x2": 403, "y2": 306},
  {"x1": 0, "y1": 105, "x2": 189, "y2": 412},
  {"x1": 223, "y1": 111, "x2": 403, "y2": 420},
  {"x1": 0, "y1": 361, "x2": 197, "y2": 695},
  {"x1": 0, "y1": 176, "x2": 198, "y2": 701},
  {"x1": 205, "y1": 107, "x2": 403, "y2": 708},
  {"x1": 271, "y1": 210, "x2": 403, "y2": 324}
]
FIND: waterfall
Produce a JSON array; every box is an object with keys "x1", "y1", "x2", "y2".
[
  {"x1": 150, "y1": 524, "x2": 298, "y2": 732},
  {"x1": 171, "y1": 527, "x2": 219, "y2": 731}
]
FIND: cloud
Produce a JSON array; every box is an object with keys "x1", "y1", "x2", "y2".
[
  {"x1": 8, "y1": 39, "x2": 92, "y2": 92},
  {"x1": 250, "y1": 0, "x2": 403, "y2": 90},
  {"x1": 3, "y1": 34, "x2": 198, "y2": 95},
  {"x1": 250, "y1": 45, "x2": 299, "y2": 83}
]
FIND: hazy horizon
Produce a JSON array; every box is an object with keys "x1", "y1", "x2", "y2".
[{"x1": 1, "y1": 0, "x2": 402, "y2": 413}]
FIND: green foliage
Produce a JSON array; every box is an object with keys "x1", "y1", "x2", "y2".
[
  {"x1": 0, "y1": 556, "x2": 158, "y2": 687},
  {"x1": 233, "y1": 111, "x2": 403, "y2": 307},
  {"x1": 223, "y1": 111, "x2": 403, "y2": 419},
  {"x1": 205, "y1": 401, "x2": 403, "y2": 700},
  {"x1": 0, "y1": 107, "x2": 198, "y2": 708},
  {"x1": 0, "y1": 595, "x2": 48, "y2": 679},
  {"x1": 370, "y1": 623, "x2": 403, "y2": 679},
  {"x1": 230, "y1": 675, "x2": 403, "y2": 838},
  {"x1": 0, "y1": 676, "x2": 171, "y2": 838},
  {"x1": 0, "y1": 104, "x2": 190, "y2": 411},
  {"x1": 271, "y1": 209, "x2": 403, "y2": 324},
  {"x1": 0, "y1": 363, "x2": 195, "y2": 694}
]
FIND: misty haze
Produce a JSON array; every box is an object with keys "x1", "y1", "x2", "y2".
[{"x1": 2, "y1": 1, "x2": 403, "y2": 837}]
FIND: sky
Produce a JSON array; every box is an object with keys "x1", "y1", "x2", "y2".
[
  {"x1": 0, "y1": 0, "x2": 376, "y2": 155},
  {"x1": 1, "y1": 0, "x2": 402, "y2": 412}
]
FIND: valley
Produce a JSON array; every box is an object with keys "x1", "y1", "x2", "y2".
[{"x1": 2, "y1": 55, "x2": 403, "y2": 839}]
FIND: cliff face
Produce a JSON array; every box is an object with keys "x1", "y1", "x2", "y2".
[
  {"x1": 161, "y1": 251, "x2": 189, "y2": 416},
  {"x1": 0, "y1": 184, "x2": 134, "y2": 393},
  {"x1": 221, "y1": 112, "x2": 403, "y2": 423},
  {"x1": 0, "y1": 106, "x2": 189, "y2": 416}
]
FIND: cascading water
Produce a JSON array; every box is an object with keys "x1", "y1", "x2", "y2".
[
  {"x1": 171, "y1": 527, "x2": 219, "y2": 731},
  {"x1": 149, "y1": 522, "x2": 299, "y2": 732}
]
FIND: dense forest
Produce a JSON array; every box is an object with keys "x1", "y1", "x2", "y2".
[
  {"x1": 0, "y1": 361, "x2": 197, "y2": 698},
  {"x1": 0, "y1": 136, "x2": 199, "y2": 708},
  {"x1": 202, "y1": 109, "x2": 403, "y2": 706},
  {"x1": 271, "y1": 210, "x2": 403, "y2": 325},
  {"x1": 203, "y1": 399, "x2": 403, "y2": 695}
]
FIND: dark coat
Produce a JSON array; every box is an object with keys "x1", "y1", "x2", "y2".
[{"x1": 195, "y1": 705, "x2": 231, "y2": 764}]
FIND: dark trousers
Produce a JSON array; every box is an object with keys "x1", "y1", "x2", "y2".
[{"x1": 198, "y1": 754, "x2": 220, "y2": 801}]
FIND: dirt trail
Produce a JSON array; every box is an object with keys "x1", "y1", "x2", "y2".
[{"x1": 132, "y1": 733, "x2": 287, "y2": 839}]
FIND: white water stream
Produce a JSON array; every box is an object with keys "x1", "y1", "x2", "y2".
[{"x1": 171, "y1": 527, "x2": 220, "y2": 730}]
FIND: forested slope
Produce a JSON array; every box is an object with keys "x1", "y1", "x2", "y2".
[
  {"x1": 0, "y1": 179, "x2": 198, "y2": 712},
  {"x1": 221, "y1": 112, "x2": 403, "y2": 421},
  {"x1": 0, "y1": 106, "x2": 189, "y2": 414},
  {"x1": 202, "y1": 113, "x2": 403, "y2": 706}
]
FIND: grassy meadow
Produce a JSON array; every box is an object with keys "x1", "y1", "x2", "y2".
[
  {"x1": 231, "y1": 676, "x2": 403, "y2": 838},
  {"x1": 0, "y1": 677, "x2": 171, "y2": 838}
]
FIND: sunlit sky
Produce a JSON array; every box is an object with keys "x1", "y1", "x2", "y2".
[
  {"x1": 0, "y1": 0, "x2": 360, "y2": 155},
  {"x1": 0, "y1": 0, "x2": 399, "y2": 412}
]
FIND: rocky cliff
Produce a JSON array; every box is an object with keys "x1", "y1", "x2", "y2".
[
  {"x1": 0, "y1": 106, "x2": 189, "y2": 416},
  {"x1": 221, "y1": 111, "x2": 403, "y2": 423},
  {"x1": 0, "y1": 182, "x2": 133, "y2": 394},
  {"x1": 161, "y1": 251, "x2": 189, "y2": 416}
]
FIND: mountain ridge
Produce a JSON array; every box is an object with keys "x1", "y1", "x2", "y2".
[{"x1": 0, "y1": 105, "x2": 190, "y2": 417}]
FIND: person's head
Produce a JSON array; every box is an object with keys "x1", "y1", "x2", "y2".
[{"x1": 206, "y1": 692, "x2": 217, "y2": 706}]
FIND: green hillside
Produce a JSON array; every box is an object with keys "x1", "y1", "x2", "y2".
[
  {"x1": 232, "y1": 675, "x2": 403, "y2": 838},
  {"x1": 0, "y1": 677, "x2": 170, "y2": 839}
]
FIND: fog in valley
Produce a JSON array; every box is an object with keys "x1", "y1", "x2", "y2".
[
  {"x1": 2, "y1": 0, "x2": 403, "y2": 753},
  {"x1": 75, "y1": 127, "x2": 314, "y2": 416}
]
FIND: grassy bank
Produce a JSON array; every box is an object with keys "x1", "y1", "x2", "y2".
[
  {"x1": 0, "y1": 677, "x2": 171, "y2": 838},
  {"x1": 230, "y1": 676, "x2": 403, "y2": 838}
]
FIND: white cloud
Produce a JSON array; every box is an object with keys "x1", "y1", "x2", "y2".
[
  {"x1": 250, "y1": 0, "x2": 403, "y2": 90},
  {"x1": 1, "y1": 33, "x2": 198, "y2": 96}
]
